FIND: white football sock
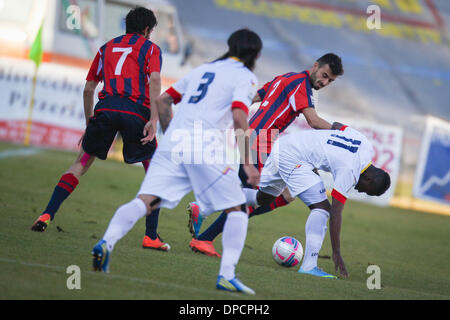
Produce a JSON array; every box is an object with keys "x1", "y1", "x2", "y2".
[
  {"x1": 300, "y1": 208, "x2": 329, "y2": 271},
  {"x1": 219, "y1": 211, "x2": 249, "y2": 280},
  {"x1": 243, "y1": 188, "x2": 259, "y2": 207},
  {"x1": 103, "y1": 198, "x2": 147, "y2": 252}
]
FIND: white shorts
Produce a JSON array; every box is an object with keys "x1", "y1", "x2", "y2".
[
  {"x1": 137, "y1": 151, "x2": 246, "y2": 216},
  {"x1": 259, "y1": 152, "x2": 327, "y2": 206}
]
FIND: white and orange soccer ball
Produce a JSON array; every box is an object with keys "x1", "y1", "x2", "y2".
[{"x1": 272, "y1": 236, "x2": 303, "y2": 267}]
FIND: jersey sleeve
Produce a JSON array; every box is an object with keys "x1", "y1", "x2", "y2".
[
  {"x1": 290, "y1": 79, "x2": 314, "y2": 112},
  {"x1": 86, "y1": 50, "x2": 102, "y2": 82},
  {"x1": 232, "y1": 74, "x2": 258, "y2": 115},
  {"x1": 165, "y1": 72, "x2": 191, "y2": 104},
  {"x1": 146, "y1": 44, "x2": 162, "y2": 75},
  {"x1": 331, "y1": 168, "x2": 356, "y2": 205}
]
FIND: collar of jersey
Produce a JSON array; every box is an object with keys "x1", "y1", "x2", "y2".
[
  {"x1": 360, "y1": 162, "x2": 371, "y2": 174},
  {"x1": 229, "y1": 56, "x2": 242, "y2": 62}
]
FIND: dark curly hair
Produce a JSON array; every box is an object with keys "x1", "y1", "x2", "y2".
[
  {"x1": 317, "y1": 53, "x2": 344, "y2": 76},
  {"x1": 215, "y1": 28, "x2": 263, "y2": 71},
  {"x1": 125, "y1": 6, "x2": 157, "y2": 34}
]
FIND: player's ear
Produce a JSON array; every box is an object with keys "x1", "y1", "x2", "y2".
[
  {"x1": 143, "y1": 26, "x2": 151, "y2": 38},
  {"x1": 312, "y1": 61, "x2": 319, "y2": 71}
]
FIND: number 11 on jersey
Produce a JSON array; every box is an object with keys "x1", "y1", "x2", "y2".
[{"x1": 327, "y1": 134, "x2": 361, "y2": 153}]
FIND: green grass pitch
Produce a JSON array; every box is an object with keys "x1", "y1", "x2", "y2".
[{"x1": 0, "y1": 141, "x2": 449, "y2": 300}]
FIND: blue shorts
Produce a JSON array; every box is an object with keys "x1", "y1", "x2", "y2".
[{"x1": 82, "y1": 96, "x2": 156, "y2": 164}]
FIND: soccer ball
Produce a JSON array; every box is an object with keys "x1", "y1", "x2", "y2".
[{"x1": 272, "y1": 236, "x2": 303, "y2": 267}]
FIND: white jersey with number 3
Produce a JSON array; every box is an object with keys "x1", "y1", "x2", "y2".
[
  {"x1": 138, "y1": 57, "x2": 258, "y2": 215},
  {"x1": 159, "y1": 57, "x2": 258, "y2": 152}
]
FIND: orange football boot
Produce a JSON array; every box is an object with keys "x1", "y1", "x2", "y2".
[
  {"x1": 142, "y1": 235, "x2": 171, "y2": 251},
  {"x1": 31, "y1": 213, "x2": 51, "y2": 232},
  {"x1": 189, "y1": 239, "x2": 221, "y2": 257}
]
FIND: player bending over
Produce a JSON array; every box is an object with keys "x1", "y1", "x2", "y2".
[
  {"x1": 91, "y1": 29, "x2": 263, "y2": 294},
  {"x1": 187, "y1": 53, "x2": 345, "y2": 257},
  {"x1": 31, "y1": 7, "x2": 169, "y2": 251},
  {"x1": 244, "y1": 126, "x2": 390, "y2": 278}
]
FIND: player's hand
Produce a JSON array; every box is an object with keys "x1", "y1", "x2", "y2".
[
  {"x1": 332, "y1": 252, "x2": 348, "y2": 278},
  {"x1": 331, "y1": 122, "x2": 346, "y2": 130},
  {"x1": 243, "y1": 164, "x2": 260, "y2": 188},
  {"x1": 141, "y1": 120, "x2": 157, "y2": 145}
]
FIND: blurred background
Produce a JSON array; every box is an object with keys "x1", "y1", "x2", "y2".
[{"x1": 0, "y1": 0, "x2": 449, "y2": 213}]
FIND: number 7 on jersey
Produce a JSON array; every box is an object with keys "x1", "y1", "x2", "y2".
[{"x1": 112, "y1": 47, "x2": 132, "y2": 75}]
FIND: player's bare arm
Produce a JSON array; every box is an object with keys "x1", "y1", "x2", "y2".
[
  {"x1": 233, "y1": 108, "x2": 260, "y2": 187},
  {"x1": 83, "y1": 80, "x2": 99, "y2": 126},
  {"x1": 143, "y1": 71, "x2": 162, "y2": 142},
  {"x1": 328, "y1": 197, "x2": 348, "y2": 278},
  {"x1": 80, "y1": 80, "x2": 99, "y2": 145},
  {"x1": 301, "y1": 107, "x2": 332, "y2": 129},
  {"x1": 155, "y1": 92, "x2": 174, "y2": 133},
  {"x1": 149, "y1": 71, "x2": 162, "y2": 114}
]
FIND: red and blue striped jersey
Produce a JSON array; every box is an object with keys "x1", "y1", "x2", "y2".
[
  {"x1": 250, "y1": 71, "x2": 314, "y2": 156},
  {"x1": 86, "y1": 33, "x2": 162, "y2": 109}
]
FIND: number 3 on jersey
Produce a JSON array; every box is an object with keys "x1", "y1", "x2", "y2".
[{"x1": 189, "y1": 72, "x2": 215, "y2": 104}]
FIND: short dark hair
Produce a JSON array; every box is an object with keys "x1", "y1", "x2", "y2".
[
  {"x1": 372, "y1": 168, "x2": 391, "y2": 196},
  {"x1": 125, "y1": 7, "x2": 157, "y2": 34},
  {"x1": 216, "y1": 28, "x2": 262, "y2": 71},
  {"x1": 317, "y1": 53, "x2": 344, "y2": 76}
]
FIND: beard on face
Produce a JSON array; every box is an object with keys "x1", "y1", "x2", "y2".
[{"x1": 310, "y1": 71, "x2": 321, "y2": 90}]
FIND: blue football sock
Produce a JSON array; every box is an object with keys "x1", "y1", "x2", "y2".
[
  {"x1": 43, "y1": 173, "x2": 79, "y2": 220},
  {"x1": 248, "y1": 205, "x2": 272, "y2": 217},
  {"x1": 145, "y1": 208, "x2": 160, "y2": 240},
  {"x1": 198, "y1": 211, "x2": 227, "y2": 241},
  {"x1": 197, "y1": 194, "x2": 290, "y2": 241},
  {"x1": 198, "y1": 205, "x2": 274, "y2": 241},
  {"x1": 44, "y1": 188, "x2": 70, "y2": 220}
]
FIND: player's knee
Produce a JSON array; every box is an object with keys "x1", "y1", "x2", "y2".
[
  {"x1": 137, "y1": 194, "x2": 158, "y2": 215},
  {"x1": 256, "y1": 191, "x2": 276, "y2": 206},
  {"x1": 309, "y1": 199, "x2": 331, "y2": 212}
]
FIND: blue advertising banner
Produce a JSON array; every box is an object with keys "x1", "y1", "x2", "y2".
[{"x1": 414, "y1": 117, "x2": 450, "y2": 205}]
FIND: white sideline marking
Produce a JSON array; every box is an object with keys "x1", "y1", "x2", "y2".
[
  {"x1": 0, "y1": 257, "x2": 232, "y2": 296},
  {"x1": 0, "y1": 148, "x2": 40, "y2": 159}
]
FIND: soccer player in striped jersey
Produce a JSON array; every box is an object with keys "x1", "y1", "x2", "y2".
[
  {"x1": 188, "y1": 53, "x2": 345, "y2": 257},
  {"x1": 31, "y1": 7, "x2": 169, "y2": 251}
]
